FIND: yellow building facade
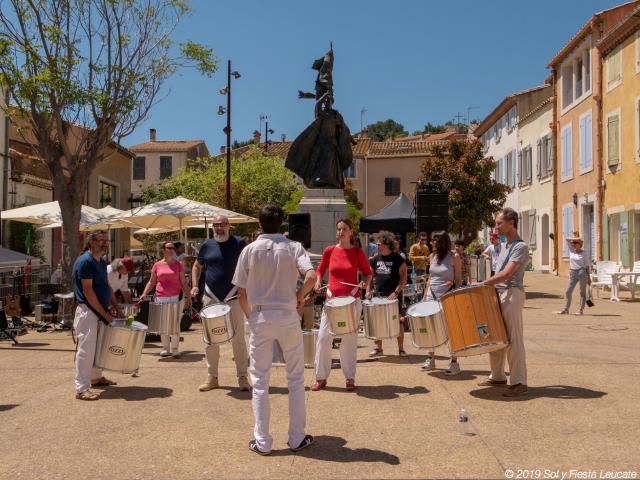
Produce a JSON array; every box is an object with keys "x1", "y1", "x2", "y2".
[{"x1": 599, "y1": 13, "x2": 640, "y2": 267}]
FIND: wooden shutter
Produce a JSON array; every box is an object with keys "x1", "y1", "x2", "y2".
[
  {"x1": 536, "y1": 140, "x2": 542, "y2": 179},
  {"x1": 608, "y1": 115, "x2": 620, "y2": 167},
  {"x1": 585, "y1": 114, "x2": 592, "y2": 169},
  {"x1": 529, "y1": 209, "x2": 536, "y2": 246},
  {"x1": 517, "y1": 151, "x2": 523, "y2": 187}
]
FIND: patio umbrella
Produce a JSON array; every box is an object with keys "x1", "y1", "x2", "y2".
[
  {"x1": 37, "y1": 205, "x2": 140, "y2": 232},
  {"x1": 1, "y1": 200, "x2": 106, "y2": 226},
  {"x1": 117, "y1": 196, "x2": 256, "y2": 240}
]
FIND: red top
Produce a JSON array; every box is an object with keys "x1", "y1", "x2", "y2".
[
  {"x1": 316, "y1": 246, "x2": 372, "y2": 298},
  {"x1": 152, "y1": 260, "x2": 184, "y2": 297}
]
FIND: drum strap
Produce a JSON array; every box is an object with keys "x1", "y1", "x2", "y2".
[
  {"x1": 498, "y1": 240, "x2": 523, "y2": 273},
  {"x1": 204, "y1": 285, "x2": 237, "y2": 303}
]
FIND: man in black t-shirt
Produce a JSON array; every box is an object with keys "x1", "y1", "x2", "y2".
[
  {"x1": 367, "y1": 231, "x2": 408, "y2": 358},
  {"x1": 191, "y1": 215, "x2": 250, "y2": 392}
]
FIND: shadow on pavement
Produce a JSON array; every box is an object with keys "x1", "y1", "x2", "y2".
[
  {"x1": 469, "y1": 384, "x2": 607, "y2": 402},
  {"x1": 526, "y1": 291, "x2": 563, "y2": 300},
  {"x1": 357, "y1": 384, "x2": 428, "y2": 400},
  {"x1": 0, "y1": 404, "x2": 19, "y2": 412},
  {"x1": 428, "y1": 369, "x2": 490, "y2": 381},
  {"x1": 99, "y1": 386, "x2": 173, "y2": 401},
  {"x1": 157, "y1": 351, "x2": 204, "y2": 363},
  {"x1": 272, "y1": 435, "x2": 400, "y2": 464},
  {"x1": 4, "y1": 342, "x2": 50, "y2": 348}
]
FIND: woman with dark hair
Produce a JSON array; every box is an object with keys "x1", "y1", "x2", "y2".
[
  {"x1": 421, "y1": 231, "x2": 462, "y2": 375},
  {"x1": 140, "y1": 241, "x2": 191, "y2": 358},
  {"x1": 311, "y1": 218, "x2": 372, "y2": 392}
]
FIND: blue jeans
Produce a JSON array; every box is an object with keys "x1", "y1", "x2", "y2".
[{"x1": 565, "y1": 268, "x2": 587, "y2": 311}]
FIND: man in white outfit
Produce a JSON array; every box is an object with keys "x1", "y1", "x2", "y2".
[
  {"x1": 480, "y1": 207, "x2": 530, "y2": 397},
  {"x1": 233, "y1": 204, "x2": 316, "y2": 455}
]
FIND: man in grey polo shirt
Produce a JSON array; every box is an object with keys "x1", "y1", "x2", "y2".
[{"x1": 480, "y1": 208, "x2": 530, "y2": 397}]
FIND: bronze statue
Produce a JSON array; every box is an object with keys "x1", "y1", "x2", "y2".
[{"x1": 286, "y1": 45, "x2": 355, "y2": 189}]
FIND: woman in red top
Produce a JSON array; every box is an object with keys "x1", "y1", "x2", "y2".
[
  {"x1": 311, "y1": 218, "x2": 372, "y2": 392},
  {"x1": 140, "y1": 242, "x2": 191, "y2": 358}
]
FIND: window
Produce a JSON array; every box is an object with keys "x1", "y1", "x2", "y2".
[
  {"x1": 133, "y1": 156, "x2": 146, "y2": 180},
  {"x1": 159, "y1": 155, "x2": 172, "y2": 179},
  {"x1": 519, "y1": 146, "x2": 532, "y2": 186},
  {"x1": 561, "y1": 124, "x2": 573, "y2": 179},
  {"x1": 579, "y1": 112, "x2": 593, "y2": 172},
  {"x1": 528, "y1": 210, "x2": 536, "y2": 247},
  {"x1": 344, "y1": 163, "x2": 356, "y2": 179},
  {"x1": 562, "y1": 205, "x2": 574, "y2": 256},
  {"x1": 561, "y1": 45, "x2": 592, "y2": 111},
  {"x1": 544, "y1": 134, "x2": 553, "y2": 178},
  {"x1": 607, "y1": 48, "x2": 622, "y2": 90},
  {"x1": 384, "y1": 177, "x2": 400, "y2": 196},
  {"x1": 99, "y1": 181, "x2": 116, "y2": 208},
  {"x1": 505, "y1": 151, "x2": 516, "y2": 187},
  {"x1": 607, "y1": 112, "x2": 620, "y2": 168}
]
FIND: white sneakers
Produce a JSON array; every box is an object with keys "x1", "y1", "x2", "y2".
[
  {"x1": 445, "y1": 361, "x2": 461, "y2": 376},
  {"x1": 421, "y1": 356, "x2": 436, "y2": 371}
]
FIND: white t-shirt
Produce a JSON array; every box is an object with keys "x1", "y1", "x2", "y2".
[
  {"x1": 233, "y1": 233, "x2": 313, "y2": 324},
  {"x1": 483, "y1": 243, "x2": 502, "y2": 271},
  {"x1": 569, "y1": 250, "x2": 590, "y2": 270},
  {"x1": 107, "y1": 265, "x2": 128, "y2": 293}
]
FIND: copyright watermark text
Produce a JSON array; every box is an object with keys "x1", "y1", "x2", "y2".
[{"x1": 504, "y1": 469, "x2": 638, "y2": 480}]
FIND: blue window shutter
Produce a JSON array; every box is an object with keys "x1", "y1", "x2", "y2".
[
  {"x1": 567, "y1": 127, "x2": 573, "y2": 176},
  {"x1": 579, "y1": 117, "x2": 585, "y2": 170},
  {"x1": 586, "y1": 114, "x2": 592, "y2": 169}
]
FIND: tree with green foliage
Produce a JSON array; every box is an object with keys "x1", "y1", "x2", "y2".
[
  {"x1": 419, "y1": 140, "x2": 510, "y2": 245},
  {"x1": 142, "y1": 147, "x2": 303, "y2": 236},
  {"x1": 0, "y1": 0, "x2": 216, "y2": 286},
  {"x1": 424, "y1": 122, "x2": 447, "y2": 134},
  {"x1": 7, "y1": 221, "x2": 46, "y2": 262},
  {"x1": 366, "y1": 119, "x2": 407, "y2": 141}
]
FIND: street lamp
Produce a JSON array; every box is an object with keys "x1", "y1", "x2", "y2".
[{"x1": 218, "y1": 60, "x2": 241, "y2": 209}]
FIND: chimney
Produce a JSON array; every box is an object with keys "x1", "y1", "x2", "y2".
[
  {"x1": 280, "y1": 133, "x2": 286, "y2": 142},
  {"x1": 253, "y1": 130, "x2": 261, "y2": 144},
  {"x1": 150, "y1": 128, "x2": 157, "y2": 142},
  {"x1": 220, "y1": 146, "x2": 226, "y2": 154}
]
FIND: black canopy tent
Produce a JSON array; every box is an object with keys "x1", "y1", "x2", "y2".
[{"x1": 359, "y1": 193, "x2": 415, "y2": 234}]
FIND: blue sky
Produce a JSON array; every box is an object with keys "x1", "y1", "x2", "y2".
[{"x1": 125, "y1": 0, "x2": 623, "y2": 151}]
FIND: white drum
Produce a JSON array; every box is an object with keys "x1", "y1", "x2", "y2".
[
  {"x1": 303, "y1": 329, "x2": 318, "y2": 368},
  {"x1": 200, "y1": 303, "x2": 235, "y2": 345},
  {"x1": 94, "y1": 319, "x2": 148, "y2": 374},
  {"x1": 406, "y1": 301, "x2": 448, "y2": 349},
  {"x1": 325, "y1": 296, "x2": 358, "y2": 335},
  {"x1": 148, "y1": 302, "x2": 180, "y2": 335},
  {"x1": 362, "y1": 297, "x2": 400, "y2": 339}
]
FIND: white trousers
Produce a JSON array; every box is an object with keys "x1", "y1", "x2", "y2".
[
  {"x1": 73, "y1": 304, "x2": 103, "y2": 393},
  {"x1": 202, "y1": 295, "x2": 248, "y2": 378},
  {"x1": 489, "y1": 288, "x2": 527, "y2": 386},
  {"x1": 156, "y1": 295, "x2": 180, "y2": 352},
  {"x1": 315, "y1": 299, "x2": 361, "y2": 381},
  {"x1": 248, "y1": 313, "x2": 306, "y2": 452}
]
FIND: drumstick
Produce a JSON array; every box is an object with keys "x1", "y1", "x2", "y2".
[{"x1": 339, "y1": 281, "x2": 360, "y2": 288}]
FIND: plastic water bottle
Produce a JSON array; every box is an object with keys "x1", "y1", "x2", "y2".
[{"x1": 458, "y1": 408, "x2": 471, "y2": 436}]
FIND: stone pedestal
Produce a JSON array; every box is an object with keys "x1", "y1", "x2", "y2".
[{"x1": 297, "y1": 188, "x2": 348, "y2": 255}]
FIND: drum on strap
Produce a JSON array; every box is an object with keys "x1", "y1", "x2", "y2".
[
  {"x1": 324, "y1": 296, "x2": 358, "y2": 335},
  {"x1": 406, "y1": 300, "x2": 448, "y2": 349},
  {"x1": 272, "y1": 329, "x2": 318, "y2": 368},
  {"x1": 148, "y1": 302, "x2": 181, "y2": 335},
  {"x1": 362, "y1": 297, "x2": 400, "y2": 340},
  {"x1": 94, "y1": 319, "x2": 148, "y2": 374},
  {"x1": 199, "y1": 303, "x2": 235, "y2": 345},
  {"x1": 440, "y1": 285, "x2": 508, "y2": 357}
]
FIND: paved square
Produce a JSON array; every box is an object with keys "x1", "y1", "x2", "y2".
[{"x1": 1, "y1": 273, "x2": 638, "y2": 479}]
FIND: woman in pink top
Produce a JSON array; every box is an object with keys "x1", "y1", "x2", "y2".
[
  {"x1": 140, "y1": 242, "x2": 191, "y2": 358},
  {"x1": 311, "y1": 218, "x2": 372, "y2": 392}
]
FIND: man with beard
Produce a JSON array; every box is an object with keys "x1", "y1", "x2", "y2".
[{"x1": 191, "y1": 215, "x2": 250, "y2": 391}]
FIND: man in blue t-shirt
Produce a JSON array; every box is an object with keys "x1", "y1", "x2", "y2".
[
  {"x1": 191, "y1": 215, "x2": 250, "y2": 392},
  {"x1": 73, "y1": 231, "x2": 121, "y2": 401}
]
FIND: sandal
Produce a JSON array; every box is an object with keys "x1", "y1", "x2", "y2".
[
  {"x1": 345, "y1": 379, "x2": 356, "y2": 391},
  {"x1": 91, "y1": 377, "x2": 117, "y2": 387},
  {"x1": 76, "y1": 390, "x2": 100, "y2": 401}
]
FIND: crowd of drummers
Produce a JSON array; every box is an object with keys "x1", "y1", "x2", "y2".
[{"x1": 70, "y1": 204, "x2": 529, "y2": 455}]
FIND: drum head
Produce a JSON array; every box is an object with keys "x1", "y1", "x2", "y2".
[
  {"x1": 326, "y1": 296, "x2": 355, "y2": 307},
  {"x1": 200, "y1": 303, "x2": 231, "y2": 319},
  {"x1": 131, "y1": 321, "x2": 148, "y2": 331},
  {"x1": 407, "y1": 301, "x2": 441, "y2": 317},
  {"x1": 364, "y1": 297, "x2": 396, "y2": 306}
]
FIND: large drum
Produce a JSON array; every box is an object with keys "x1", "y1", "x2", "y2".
[
  {"x1": 362, "y1": 297, "x2": 400, "y2": 340},
  {"x1": 54, "y1": 292, "x2": 75, "y2": 327},
  {"x1": 148, "y1": 302, "x2": 181, "y2": 335},
  {"x1": 440, "y1": 285, "x2": 508, "y2": 357},
  {"x1": 406, "y1": 301, "x2": 448, "y2": 349},
  {"x1": 325, "y1": 296, "x2": 358, "y2": 335},
  {"x1": 94, "y1": 319, "x2": 148, "y2": 374},
  {"x1": 200, "y1": 303, "x2": 235, "y2": 345}
]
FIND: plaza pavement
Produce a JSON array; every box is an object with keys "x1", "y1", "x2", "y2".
[{"x1": 1, "y1": 272, "x2": 639, "y2": 480}]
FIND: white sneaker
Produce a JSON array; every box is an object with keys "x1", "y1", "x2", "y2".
[
  {"x1": 445, "y1": 361, "x2": 461, "y2": 376},
  {"x1": 421, "y1": 356, "x2": 436, "y2": 371},
  {"x1": 159, "y1": 350, "x2": 170, "y2": 357}
]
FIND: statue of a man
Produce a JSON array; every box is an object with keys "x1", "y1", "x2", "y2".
[{"x1": 286, "y1": 45, "x2": 355, "y2": 189}]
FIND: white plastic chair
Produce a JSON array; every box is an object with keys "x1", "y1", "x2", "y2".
[{"x1": 591, "y1": 261, "x2": 620, "y2": 298}]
